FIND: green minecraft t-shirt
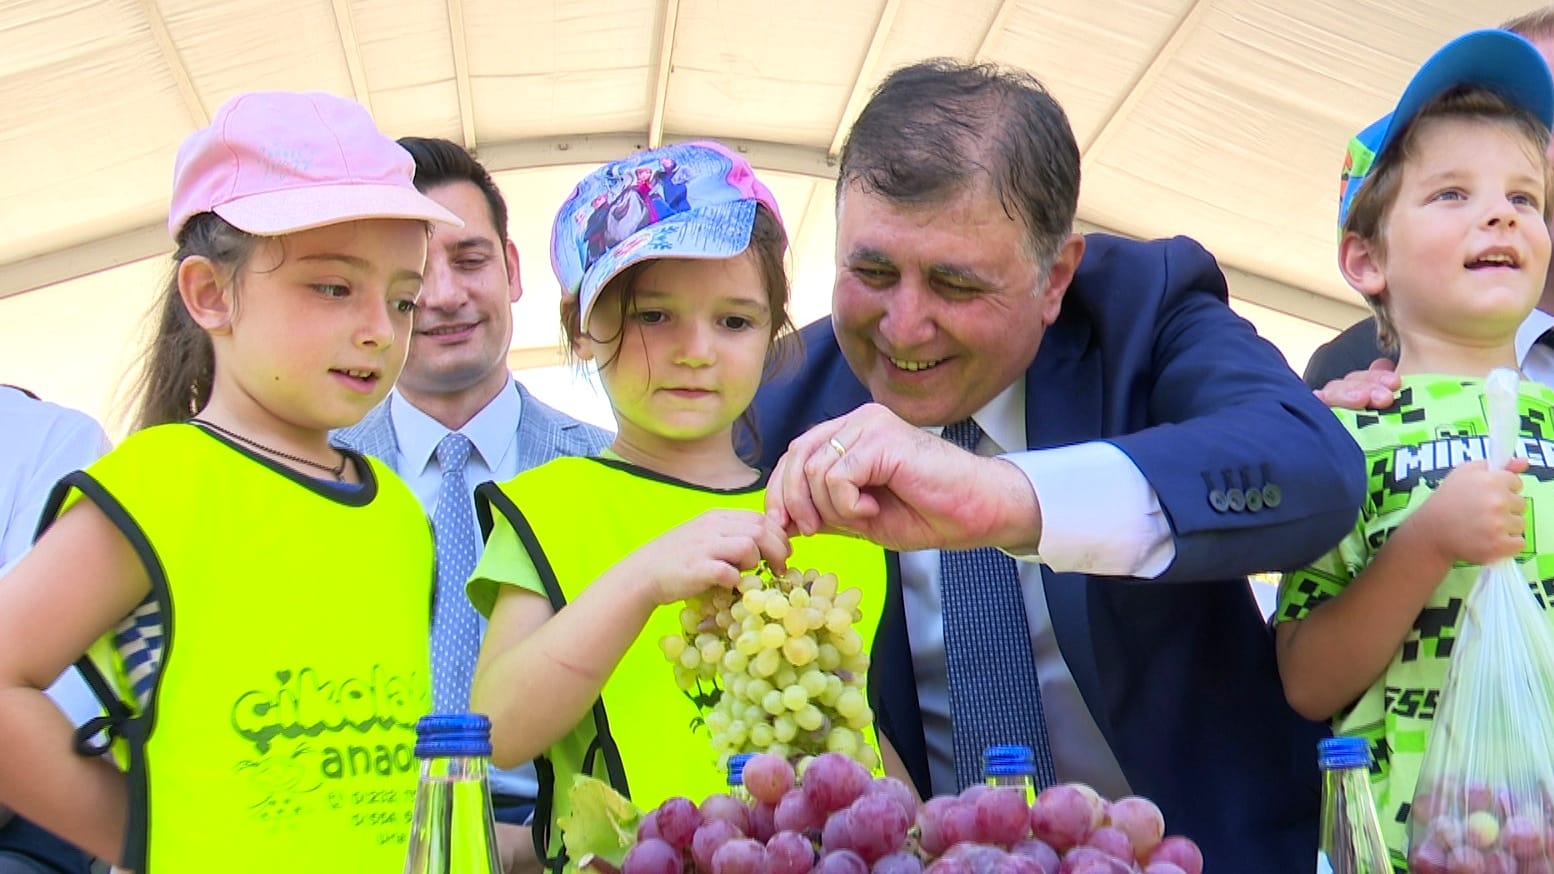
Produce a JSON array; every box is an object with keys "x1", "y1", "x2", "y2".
[{"x1": 1277, "y1": 374, "x2": 1554, "y2": 866}]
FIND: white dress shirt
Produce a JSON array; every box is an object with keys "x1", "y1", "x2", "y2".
[
  {"x1": 387, "y1": 382, "x2": 537, "y2": 800},
  {"x1": 904, "y1": 378, "x2": 1174, "y2": 799},
  {"x1": 1516, "y1": 308, "x2": 1554, "y2": 386},
  {"x1": 0, "y1": 386, "x2": 112, "y2": 727}
]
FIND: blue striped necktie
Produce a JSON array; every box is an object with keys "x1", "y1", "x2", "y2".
[
  {"x1": 430, "y1": 432, "x2": 482, "y2": 713},
  {"x1": 938, "y1": 417, "x2": 1057, "y2": 790}
]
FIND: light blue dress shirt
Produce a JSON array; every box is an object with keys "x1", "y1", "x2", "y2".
[
  {"x1": 903, "y1": 377, "x2": 1172, "y2": 799},
  {"x1": 388, "y1": 383, "x2": 538, "y2": 801}
]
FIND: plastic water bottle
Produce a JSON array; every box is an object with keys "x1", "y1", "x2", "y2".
[
  {"x1": 983, "y1": 744, "x2": 1038, "y2": 804},
  {"x1": 726, "y1": 752, "x2": 754, "y2": 802},
  {"x1": 403, "y1": 713, "x2": 502, "y2": 874},
  {"x1": 1317, "y1": 736, "x2": 1392, "y2": 874}
]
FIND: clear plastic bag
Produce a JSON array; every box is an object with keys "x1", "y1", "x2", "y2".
[{"x1": 1407, "y1": 368, "x2": 1554, "y2": 872}]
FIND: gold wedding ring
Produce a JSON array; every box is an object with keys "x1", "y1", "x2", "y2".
[{"x1": 828, "y1": 437, "x2": 848, "y2": 458}]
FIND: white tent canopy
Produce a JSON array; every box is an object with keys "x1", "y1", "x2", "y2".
[{"x1": 0, "y1": 0, "x2": 1539, "y2": 430}]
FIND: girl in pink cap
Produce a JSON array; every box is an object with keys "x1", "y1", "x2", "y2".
[
  {"x1": 0, "y1": 91, "x2": 459, "y2": 872},
  {"x1": 464, "y1": 141, "x2": 904, "y2": 870}
]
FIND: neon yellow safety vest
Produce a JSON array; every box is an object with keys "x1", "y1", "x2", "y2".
[
  {"x1": 43, "y1": 425, "x2": 433, "y2": 873},
  {"x1": 478, "y1": 456, "x2": 891, "y2": 864}
]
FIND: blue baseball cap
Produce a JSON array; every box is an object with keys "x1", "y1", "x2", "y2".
[
  {"x1": 1337, "y1": 29, "x2": 1554, "y2": 231},
  {"x1": 550, "y1": 141, "x2": 786, "y2": 330}
]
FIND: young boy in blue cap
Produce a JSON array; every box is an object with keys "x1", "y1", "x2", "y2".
[{"x1": 1275, "y1": 28, "x2": 1554, "y2": 869}]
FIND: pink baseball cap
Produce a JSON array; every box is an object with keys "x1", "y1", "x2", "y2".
[{"x1": 167, "y1": 91, "x2": 462, "y2": 239}]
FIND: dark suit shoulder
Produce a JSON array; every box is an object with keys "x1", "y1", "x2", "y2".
[
  {"x1": 1302, "y1": 317, "x2": 1388, "y2": 389},
  {"x1": 1070, "y1": 234, "x2": 1228, "y2": 306},
  {"x1": 1052, "y1": 234, "x2": 1229, "y2": 356}
]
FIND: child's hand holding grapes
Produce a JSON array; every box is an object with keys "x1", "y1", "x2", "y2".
[{"x1": 625, "y1": 510, "x2": 791, "y2": 607}]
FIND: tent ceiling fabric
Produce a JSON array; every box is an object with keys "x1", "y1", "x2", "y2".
[{"x1": 0, "y1": 0, "x2": 1544, "y2": 421}]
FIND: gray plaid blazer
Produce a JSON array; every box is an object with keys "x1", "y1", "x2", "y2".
[{"x1": 332, "y1": 380, "x2": 612, "y2": 480}]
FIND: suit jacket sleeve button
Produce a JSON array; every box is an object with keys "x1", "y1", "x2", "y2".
[
  {"x1": 1226, "y1": 488, "x2": 1246, "y2": 512},
  {"x1": 1245, "y1": 488, "x2": 1264, "y2": 512},
  {"x1": 1209, "y1": 489, "x2": 1230, "y2": 512},
  {"x1": 1262, "y1": 484, "x2": 1283, "y2": 508}
]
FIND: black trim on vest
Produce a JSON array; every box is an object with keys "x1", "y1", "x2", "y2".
[
  {"x1": 586, "y1": 455, "x2": 769, "y2": 493},
  {"x1": 475, "y1": 482, "x2": 500, "y2": 541},
  {"x1": 425, "y1": 513, "x2": 439, "y2": 624},
  {"x1": 186, "y1": 422, "x2": 380, "y2": 505},
  {"x1": 477, "y1": 483, "x2": 632, "y2": 870},
  {"x1": 37, "y1": 471, "x2": 173, "y2": 872},
  {"x1": 531, "y1": 755, "x2": 564, "y2": 874}
]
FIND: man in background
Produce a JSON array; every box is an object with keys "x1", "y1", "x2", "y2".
[{"x1": 333, "y1": 138, "x2": 610, "y2": 873}]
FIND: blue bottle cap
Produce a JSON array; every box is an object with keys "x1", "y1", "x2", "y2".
[
  {"x1": 1317, "y1": 736, "x2": 1371, "y2": 770},
  {"x1": 414, "y1": 712, "x2": 493, "y2": 758},
  {"x1": 727, "y1": 753, "x2": 754, "y2": 786},
  {"x1": 983, "y1": 744, "x2": 1036, "y2": 777}
]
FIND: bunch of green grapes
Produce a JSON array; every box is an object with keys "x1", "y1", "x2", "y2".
[{"x1": 659, "y1": 567, "x2": 878, "y2": 770}]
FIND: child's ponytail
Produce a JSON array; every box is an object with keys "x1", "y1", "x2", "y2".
[{"x1": 131, "y1": 213, "x2": 259, "y2": 430}]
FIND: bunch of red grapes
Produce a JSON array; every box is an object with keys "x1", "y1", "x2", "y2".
[
  {"x1": 1408, "y1": 776, "x2": 1554, "y2": 873},
  {"x1": 608, "y1": 753, "x2": 1203, "y2": 874}
]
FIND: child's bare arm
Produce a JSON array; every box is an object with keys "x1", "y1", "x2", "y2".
[
  {"x1": 1276, "y1": 459, "x2": 1526, "y2": 720},
  {"x1": 471, "y1": 508, "x2": 790, "y2": 768},
  {"x1": 0, "y1": 499, "x2": 152, "y2": 863},
  {"x1": 876, "y1": 735, "x2": 915, "y2": 798}
]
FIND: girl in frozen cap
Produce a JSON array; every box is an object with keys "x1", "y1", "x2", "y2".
[{"x1": 466, "y1": 141, "x2": 905, "y2": 869}]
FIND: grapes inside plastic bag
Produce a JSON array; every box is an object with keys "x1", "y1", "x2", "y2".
[{"x1": 1408, "y1": 368, "x2": 1554, "y2": 871}]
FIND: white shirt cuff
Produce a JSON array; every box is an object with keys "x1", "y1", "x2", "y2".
[{"x1": 1000, "y1": 442, "x2": 1175, "y2": 578}]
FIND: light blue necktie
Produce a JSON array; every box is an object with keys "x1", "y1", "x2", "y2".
[
  {"x1": 430, "y1": 432, "x2": 482, "y2": 713},
  {"x1": 939, "y1": 417, "x2": 1057, "y2": 790}
]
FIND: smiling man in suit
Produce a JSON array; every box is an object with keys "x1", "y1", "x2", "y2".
[{"x1": 754, "y1": 59, "x2": 1364, "y2": 872}]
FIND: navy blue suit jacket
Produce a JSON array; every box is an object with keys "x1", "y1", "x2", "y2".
[{"x1": 749, "y1": 234, "x2": 1365, "y2": 872}]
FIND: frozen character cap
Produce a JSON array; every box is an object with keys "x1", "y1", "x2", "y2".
[
  {"x1": 167, "y1": 91, "x2": 462, "y2": 239},
  {"x1": 550, "y1": 140, "x2": 785, "y2": 329},
  {"x1": 1337, "y1": 29, "x2": 1554, "y2": 231}
]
